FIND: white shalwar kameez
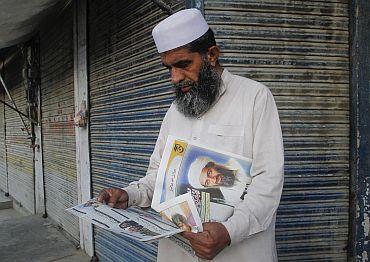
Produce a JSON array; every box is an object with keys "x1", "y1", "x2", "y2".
[{"x1": 124, "y1": 69, "x2": 284, "y2": 262}]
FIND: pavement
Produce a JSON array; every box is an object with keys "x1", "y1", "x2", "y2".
[{"x1": 0, "y1": 193, "x2": 91, "y2": 262}]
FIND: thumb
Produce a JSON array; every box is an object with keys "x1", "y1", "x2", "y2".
[
  {"x1": 108, "y1": 193, "x2": 119, "y2": 207},
  {"x1": 181, "y1": 231, "x2": 198, "y2": 241}
]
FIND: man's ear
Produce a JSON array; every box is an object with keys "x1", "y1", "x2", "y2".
[{"x1": 207, "y1": 46, "x2": 220, "y2": 66}]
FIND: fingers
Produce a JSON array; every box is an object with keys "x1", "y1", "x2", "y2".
[
  {"x1": 181, "y1": 231, "x2": 198, "y2": 240},
  {"x1": 114, "y1": 200, "x2": 128, "y2": 209},
  {"x1": 192, "y1": 245, "x2": 213, "y2": 260},
  {"x1": 97, "y1": 188, "x2": 111, "y2": 203},
  {"x1": 107, "y1": 191, "x2": 120, "y2": 207},
  {"x1": 182, "y1": 222, "x2": 230, "y2": 260},
  {"x1": 97, "y1": 188, "x2": 129, "y2": 209},
  {"x1": 185, "y1": 234, "x2": 214, "y2": 260},
  {"x1": 182, "y1": 231, "x2": 210, "y2": 248}
]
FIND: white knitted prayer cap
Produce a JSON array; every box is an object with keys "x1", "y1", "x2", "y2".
[{"x1": 152, "y1": 8, "x2": 209, "y2": 53}]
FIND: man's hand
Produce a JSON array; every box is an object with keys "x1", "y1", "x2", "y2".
[
  {"x1": 182, "y1": 222, "x2": 231, "y2": 260},
  {"x1": 97, "y1": 187, "x2": 129, "y2": 209}
]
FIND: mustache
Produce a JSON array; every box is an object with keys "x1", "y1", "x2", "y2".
[{"x1": 175, "y1": 80, "x2": 195, "y2": 90}]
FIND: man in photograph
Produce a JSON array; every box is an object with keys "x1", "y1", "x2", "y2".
[
  {"x1": 188, "y1": 157, "x2": 251, "y2": 204},
  {"x1": 171, "y1": 213, "x2": 192, "y2": 232}
]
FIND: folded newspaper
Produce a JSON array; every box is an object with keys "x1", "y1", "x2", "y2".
[
  {"x1": 67, "y1": 135, "x2": 252, "y2": 243},
  {"x1": 67, "y1": 192, "x2": 201, "y2": 242},
  {"x1": 152, "y1": 135, "x2": 252, "y2": 223}
]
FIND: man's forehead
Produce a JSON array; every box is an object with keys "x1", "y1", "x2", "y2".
[
  {"x1": 160, "y1": 47, "x2": 199, "y2": 63},
  {"x1": 199, "y1": 168, "x2": 207, "y2": 181}
]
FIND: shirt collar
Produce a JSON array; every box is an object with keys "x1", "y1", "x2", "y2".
[{"x1": 219, "y1": 68, "x2": 230, "y2": 97}]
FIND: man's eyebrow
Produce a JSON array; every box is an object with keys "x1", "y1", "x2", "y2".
[
  {"x1": 162, "y1": 60, "x2": 192, "y2": 69},
  {"x1": 162, "y1": 63, "x2": 170, "y2": 68},
  {"x1": 173, "y1": 60, "x2": 192, "y2": 67}
]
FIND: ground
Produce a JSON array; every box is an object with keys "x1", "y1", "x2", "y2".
[{"x1": 0, "y1": 194, "x2": 90, "y2": 262}]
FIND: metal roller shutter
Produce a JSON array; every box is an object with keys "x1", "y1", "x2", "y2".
[
  {"x1": 4, "y1": 53, "x2": 35, "y2": 213},
  {"x1": 88, "y1": 0, "x2": 184, "y2": 260},
  {"x1": 40, "y1": 6, "x2": 79, "y2": 241},
  {"x1": 204, "y1": 0, "x2": 349, "y2": 260},
  {"x1": 0, "y1": 91, "x2": 7, "y2": 192}
]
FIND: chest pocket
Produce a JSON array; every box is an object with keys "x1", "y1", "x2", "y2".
[{"x1": 207, "y1": 124, "x2": 244, "y2": 154}]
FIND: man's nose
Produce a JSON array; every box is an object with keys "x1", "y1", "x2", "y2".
[
  {"x1": 171, "y1": 68, "x2": 184, "y2": 84},
  {"x1": 209, "y1": 175, "x2": 217, "y2": 183},
  {"x1": 210, "y1": 177, "x2": 219, "y2": 186}
]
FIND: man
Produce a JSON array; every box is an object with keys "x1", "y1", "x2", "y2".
[
  {"x1": 188, "y1": 157, "x2": 251, "y2": 204},
  {"x1": 98, "y1": 8, "x2": 284, "y2": 261},
  {"x1": 171, "y1": 213, "x2": 192, "y2": 232}
]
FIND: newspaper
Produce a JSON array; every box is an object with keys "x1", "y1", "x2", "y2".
[
  {"x1": 67, "y1": 135, "x2": 251, "y2": 249},
  {"x1": 158, "y1": 192, "x2": 203, "y2": 232},
  {"x1": 67, "y1": 196, "x2": 200, "y2": 242},
  {"x1": 152, "y1": 135, "x2": 252, "y2": 222}
]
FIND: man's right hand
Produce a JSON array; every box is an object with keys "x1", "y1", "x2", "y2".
[{"x1": 97, "y1": 188, "x2": 129, "y2": 209}]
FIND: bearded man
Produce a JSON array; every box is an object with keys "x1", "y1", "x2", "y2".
[
  {"x1": 98, "y1": 8, "x2": 284, "y2": 262},
  {"x1": 188, "y1": 157, "x2": 251, "y2": 205}
]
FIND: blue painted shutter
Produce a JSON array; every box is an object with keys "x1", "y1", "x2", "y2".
[
  {"x1": 204, "y1": 0, "x2": 350, "y2": 260},
  {"x1": 88, "y1": 0, "x2": 185, "y2": 260}
]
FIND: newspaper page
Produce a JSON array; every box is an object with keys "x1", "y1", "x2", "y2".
[
  {"x1": 152, "y1": 135, "x2": 252, "y2": 222},
  {"x1": 158, "y1": 192, "x2": 203, "y2": 233},
  {"x1": 67, "y1": 199, "x2": 183, "y2": 242}
]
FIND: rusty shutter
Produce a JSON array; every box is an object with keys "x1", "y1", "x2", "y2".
[
  {"x1": 204, "y1": 0, "x2": 349, "y2": 260},
  {"x1": 40, "y1": 6, "x2": 79, "y2": 242},
  {"x1": 4, "y1": 53, "x2": 35, "y2": 213},
  {"x1": 88, "y1": 0, "x2": 184, "y2": 260},
  {"x1": 0, "y1": 91, "x2": 7, "y2": 192}
]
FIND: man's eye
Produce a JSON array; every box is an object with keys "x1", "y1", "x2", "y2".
[
  {"x1": 179, "y1": 63, "x2": 189, "y2": 68},
  {"x1": 176, "y1": 61, "x2": 191, "y2": 69}
]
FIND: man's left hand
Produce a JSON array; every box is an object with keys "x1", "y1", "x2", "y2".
[{"x1": 182, "y1": 222, "x2": 231, "y2": 260}]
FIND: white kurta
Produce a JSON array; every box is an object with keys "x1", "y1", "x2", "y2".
[{"x1": 124, "y1": 69, "x2": 284, "y2": 262}]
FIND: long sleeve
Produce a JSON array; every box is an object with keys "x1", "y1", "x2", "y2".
[
  {"x1": 123, "y1": 109, "x2": 170, "y2": 207},
  {"x1": 221, "y1": 86, "x2": 284, "y2": 245}
]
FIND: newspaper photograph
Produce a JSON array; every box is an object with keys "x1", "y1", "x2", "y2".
[
  {"x1": 158, "y1": 192, "x2": 203, "y2": 233},
  {"x1": 67, "y1": 199, "x2": 182, "y2": 242},
  {"x1": 152, "y1": 135, "x2": 252, "y2": 222}
]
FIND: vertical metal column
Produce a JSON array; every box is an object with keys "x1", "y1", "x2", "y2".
[
  {"x1": 0, "y1": 90, "x2": 8, "y2": 194},
  {"x1": 73, "y1": 0, "x2": 93, "y2": 257},
  {"x1": 0, "y1": 61, "x2": 7, "y2": 194},
  {"x1": 349, "y1": 0, "x2": 370, "y2": 260},
  {"x1": 33, "y1": 38, "x2": 46, "y2": 216}
]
